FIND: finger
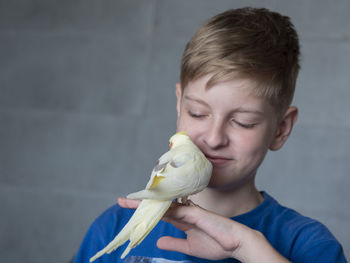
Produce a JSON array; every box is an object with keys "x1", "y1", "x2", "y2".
[
  {"x1": 162, "y1": 216, "x2": 193, "y2": 232},
  {"x1": 117, "y1": 197, "x2": 141, "y2": 209},
  {"x1": 157, "y1": 236, "x2": 190, "y2": 255},
  {"x1": 165, "y1": 203, "x2": 242, "y2": 249},
  {"x1": 165, "y1": 204, "x2": 203, "y2": 225}
]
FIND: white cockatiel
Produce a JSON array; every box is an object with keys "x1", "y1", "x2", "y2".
[{"x1": 90, "y1": 132, "x2": 212, "y2": 262}]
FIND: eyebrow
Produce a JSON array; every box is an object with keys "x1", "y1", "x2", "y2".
[
  {"x1": 183, "y1": 95, "x2": 264, "y2": 116},
  {"x1": 183, "y1": 95, "x2": 210, "y2": 107},
  {"x1": 234, "y1": 108, "x2": 264, "y2": 115}
]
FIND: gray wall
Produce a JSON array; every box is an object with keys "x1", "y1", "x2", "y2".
[{"x1": 1, "y1": 1, "x2": 349, "y2": 262}]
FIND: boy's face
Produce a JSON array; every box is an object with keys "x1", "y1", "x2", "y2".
[{"x1": 176, "y1": 75, "x2": 280, "y2": 191}]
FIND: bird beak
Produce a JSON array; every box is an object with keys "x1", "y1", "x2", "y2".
[{"x1": 169, "y1": 142, "x2": 173, "y2": 149}]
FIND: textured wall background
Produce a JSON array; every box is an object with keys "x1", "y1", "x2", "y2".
[{"x1": 0, "y1": 1, "x2": 349, "y2": 262}]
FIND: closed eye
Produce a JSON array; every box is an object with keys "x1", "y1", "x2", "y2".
[
  {"x1": 234, "y1": 121, "x2": 257, "y2": 129},
  {"x1": 188, "y1": 111, "x2": 206, "y2": 119}
]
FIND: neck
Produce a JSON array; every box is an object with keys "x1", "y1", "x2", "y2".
[{"x1": 190, "y1": 180, "x2": 263, "y2": 217}]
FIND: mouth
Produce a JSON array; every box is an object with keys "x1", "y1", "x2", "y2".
[{"x1": 204, "y1": 154, "x2": 232, "y2": 166}]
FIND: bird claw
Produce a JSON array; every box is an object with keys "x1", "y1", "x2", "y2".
[{"x1": 180, "y1": 196, "x2": 196, "y2": 206}]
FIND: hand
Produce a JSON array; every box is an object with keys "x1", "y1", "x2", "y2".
[
  {"x1": 159, "y1": 201, "x2": 242, "y2": 260},
  {"x1": 118, "y1": 197, "x2": 290, "y2": 263},
  {"x1": 118, "y1": 197, "x2": 245, "y2": 260}
]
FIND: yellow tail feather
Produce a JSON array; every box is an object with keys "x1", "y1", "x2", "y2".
[{"x1": 90, "y1": 199, "x2": 172, "y2": 262}]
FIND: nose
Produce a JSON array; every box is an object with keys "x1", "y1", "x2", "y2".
[{"x1": 203, "y1": 120, "x2": 229, "y2": 149}]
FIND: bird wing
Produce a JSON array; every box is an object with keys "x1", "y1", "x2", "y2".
[{"x1": 128, "y1": 146, "x2": 203, "y2": 200}]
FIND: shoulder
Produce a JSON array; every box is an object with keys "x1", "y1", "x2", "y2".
[
  {"x1": 262, "y1": 193, "x2": 332, "y2": 239},
  {"x1": 74, "y1": 203, "x2": 134, "y2": 262},
  {"x1": 80, "y1": 203, "x2": 132, "y2": 239},
  {"x1": 95, "y1": 203, "x2": 134, "y2": 227},
  {"x1": 74, "y1": 204, "x2": 188, "y2": 263},
  {"x1": 261, "y1": 193, "x2": 346, "y2": 262}
]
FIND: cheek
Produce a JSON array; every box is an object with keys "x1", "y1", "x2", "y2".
[
  {"x1": 176, "y1": 112, "x2": 187, "y2": 132},
  {"x1": 177, "y1": 110, "x2": 195, "y2": 133},
  {"x1": 177, "y1": 119, "x2": 198, "y2": 139},
  {"x1": 176, "y1": 114, "x2": 203, "y2": 145},
  {"x1": 236, "y1": 131, "x2": 269, "y2": 158}
]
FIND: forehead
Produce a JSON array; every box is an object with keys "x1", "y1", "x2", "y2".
[{"x1": 182, "y1": 75, "x2": 274, "y2": 115}]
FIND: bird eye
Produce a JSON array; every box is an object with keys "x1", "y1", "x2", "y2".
[{"x1": 154, "y1": 161, "x2": 166, "y2": 172}]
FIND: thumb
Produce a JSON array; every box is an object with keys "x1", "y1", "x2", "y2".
[{"x1": 117, "y1": 197, "x2": 141, "y2": 209}]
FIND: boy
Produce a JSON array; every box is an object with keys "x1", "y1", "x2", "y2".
[{"x1": 74, "y1": 7, "x2": 346, "y2": 262}]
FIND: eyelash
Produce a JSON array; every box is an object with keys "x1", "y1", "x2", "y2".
[
  {"x1": 234, "y1": 121, "x2": 256, "y2": 129},
  {"x1": 188, "y1": 111, "x2": 206, "y2": 119},
  {"x1": 188, "y1": 111, "x2": 256, "y2": 129}
]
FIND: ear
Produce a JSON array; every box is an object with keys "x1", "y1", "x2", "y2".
[
  {"x1": 269, "y1": 106, "x2": 298, "y2": 151},
  {"x1": 175, "y1": 82, "x2": 182, "y2": 117}
]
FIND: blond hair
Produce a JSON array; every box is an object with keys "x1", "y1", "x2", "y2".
[{"x1": 180, "y1": 7, "x2": 300, "y2": 114}]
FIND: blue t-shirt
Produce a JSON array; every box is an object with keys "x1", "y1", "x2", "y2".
[{"x1": 74, "y1": 192, "x2": 346, "y2": 262}]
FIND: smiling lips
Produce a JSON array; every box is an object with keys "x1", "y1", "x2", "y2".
[{"x1": 204, "y1": 154, "x2": 231, "y2": 166}]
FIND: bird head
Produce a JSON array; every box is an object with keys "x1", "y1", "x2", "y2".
[{"x1": 169, "y1": 132, "x2": 191, "y2": 149}]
